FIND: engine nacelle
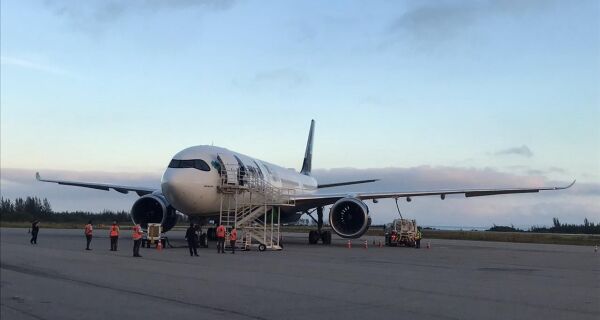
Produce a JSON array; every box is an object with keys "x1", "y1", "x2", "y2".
[
  {"x1": 329, "y1": 197, "x2": 371, "y2": 238},
  {"x1": 131, "y1": 194, "x2": 178, "y2": 232}
]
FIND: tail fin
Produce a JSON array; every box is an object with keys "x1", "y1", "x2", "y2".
[{"x1": 300, "y1": 120, "x2": 315, "y2": 175}]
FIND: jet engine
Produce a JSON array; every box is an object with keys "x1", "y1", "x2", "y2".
[
  {"x1": 329, "y1": 197, "x2": 371, "y2": 238},
  {"x1": 131, "y1": 194, "x2": 178, "y2": 232}
]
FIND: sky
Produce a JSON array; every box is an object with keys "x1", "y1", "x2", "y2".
[{"x1": 1, "y1": 0, "x2": 599, "y2": 227}]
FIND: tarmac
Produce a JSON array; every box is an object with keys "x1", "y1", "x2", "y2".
[{"x1": 1, "y1": 227, "x2": 598, "y2": 320}]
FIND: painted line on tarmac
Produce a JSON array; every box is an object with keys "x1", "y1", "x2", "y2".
[
  {"x1": 1, "y1": 263, "x2": 267, "y2": 320},
  {"x1": 1, "y1": 303, "x2": 48, "y2": 320}
]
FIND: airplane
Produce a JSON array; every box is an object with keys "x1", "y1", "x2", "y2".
[{"x1": 36, "y1": 120, "x2": 575, "y2": 244}]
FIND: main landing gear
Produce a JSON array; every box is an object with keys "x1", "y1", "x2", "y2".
[{"x1": 307, "y1": 207, "x2": 332, "y2": 245}]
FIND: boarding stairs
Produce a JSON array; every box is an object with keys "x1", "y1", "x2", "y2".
[{"x1": 217, "y1": 155, "x2": 295, "y2": 251}]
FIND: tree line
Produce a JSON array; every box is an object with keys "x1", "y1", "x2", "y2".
[
  {"x1": 2, "y1": 196, "x2": 599, "y2": 234},
  {"x1": 488, "y1": 217, "x2": 600, "y2": 234},
  {"x1": 1, "y1": 196, "x2": 130, "y2": 224}
]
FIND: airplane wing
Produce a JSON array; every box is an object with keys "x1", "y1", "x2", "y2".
[
  {"x1": 317, "y1": 179, "x2": 379, "y2": 188},
  {"x1": 292, "y1": 180, "x2": 576, "y2": 208},
  {"x1": 36, "y1": 172, "x2": 156, "y2": 196}
]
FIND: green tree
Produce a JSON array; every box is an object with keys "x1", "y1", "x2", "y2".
[
  {"x1": 42, "y1": 198, "x2": 52, "y2": 214},
  {"x1": 0, "y1": 197, "x2": 14, "y2": 214},
  {"x1": 553, "y1": 217, "x2": 561, "y2": 228}
]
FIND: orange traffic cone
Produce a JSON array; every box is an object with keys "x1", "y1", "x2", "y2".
[
  {"x1": 426, "y1": 241, "x2": 431, "y2": 249},
  {"x1": 157, "y1": 240, "x2": 163, "y2": 251},
  {"x1": 364, "y1": 240, "x2": 368, "y2": 249},
  {"x1": 347, "y1": 240, "x2": 352, "y2": 249}
]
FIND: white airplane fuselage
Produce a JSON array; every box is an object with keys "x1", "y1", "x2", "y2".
[{"x1": 161, "y1": 145, "x2": 317, "y2": 216}]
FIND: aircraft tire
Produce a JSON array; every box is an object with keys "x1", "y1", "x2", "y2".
[
  {"x1": 308, "y1": 230, "x2": 319, "y2": 244},
  {"x1": 321, "y1": 231, "x2": 332, "y2": 245}
]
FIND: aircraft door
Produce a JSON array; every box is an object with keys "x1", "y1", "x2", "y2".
[
  {"x1": 233, "y1": 156, "x2": 247, "y2": 186},
  {"x1": 217, "y1": 153, "x2": 240, "y2": 186}
]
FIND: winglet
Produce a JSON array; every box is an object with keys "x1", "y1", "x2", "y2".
[
  {"x1": 557, "y1": 179, "x2": 576, "y2": 190},
  {"x1": 35, "y1": 172, "x2": 41, "y2": 181},
  {"x1": 300, "y1": 120, "x2": 315, "y2": 176}
]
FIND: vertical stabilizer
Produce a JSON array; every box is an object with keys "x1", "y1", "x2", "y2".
[{"x1": 300, "y1": 120, "x2": 315, "y2": 175}]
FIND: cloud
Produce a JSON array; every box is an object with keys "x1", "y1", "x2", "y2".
[
  {"x1": 386, "y1": 0, "x2": 555, "y2": 48},
  {"x1": 44, "y1": 0, "x2": 236, "y2": 33},
  {"x1": 1, "y1": 56, "x2": 73, "y2": 77},
  {"x1": 2, "y1": 166, "x2": 597, "y2": 227},
  {"x1": 504, "y1": 165, "x2": 569, "y2": 178},
  {"x1": 494, "y1": 145, "x2": 533, "y2": 157},
  {"x1": 388, "y1": 2, "x2": 486, "y2": 43}
]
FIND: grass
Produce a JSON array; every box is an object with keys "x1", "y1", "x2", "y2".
[
  {"x1": 280, "y1": 226, "x2": 599, "y2": 246},
  {"x1": 422, "y1": 230, "x2": 600, "y2": 246}
]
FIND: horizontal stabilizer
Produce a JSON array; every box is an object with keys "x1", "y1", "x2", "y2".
[{"x1": 317, "y1": 179, "x2": 378, "y2": 189}]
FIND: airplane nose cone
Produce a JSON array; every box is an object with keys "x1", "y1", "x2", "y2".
[{"x1": 161, "y1": 169, "x2": 197, "y2": 213}]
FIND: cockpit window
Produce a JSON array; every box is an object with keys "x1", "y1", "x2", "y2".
[
  {"x1": 168, "y1": 159, "x2": 181, "y2": 168},
  {"x1": 180, "y1": 160, "x2": 194, "y2": 168},
  {"x1": 194, "y1": 159, "x2": 210, "y2": 171},
  {"x1": 168, "y1": 159, "x2": 211, "y2": 171}
]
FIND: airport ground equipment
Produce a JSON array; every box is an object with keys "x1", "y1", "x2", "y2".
[
  {"x1": 384, "y1": 219, "x2": 418, "y2": 247},
  {"x1": 217, "y1": 155, "x2": 295, "y2": 251},
  {"x1": 144, "y1": 223, "x2": 164, "y2": 248}
]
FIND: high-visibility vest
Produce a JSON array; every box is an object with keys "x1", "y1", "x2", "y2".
[
  {"x1": 216, "y1": 225, "x2": 226, "y2": 238},
  {"x1": 230, "y1": 229, "x2": 237, "y2": 241},
  {"x1": 416, "y1": 231, "x2": 422, "y2": 240},
  {"x1": 132, "y1": 225, "x2": 143, "y2": 240},
  {"x1": 110, "y1": 225, "x2": 119, "y2": 237},
  {"x1": 85, "y1": 224, "x2": 93, "y2": 236}
]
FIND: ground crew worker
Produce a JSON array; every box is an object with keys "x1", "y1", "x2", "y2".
[
  {"x1": 84, "y1": 220, "x2": 93, "y2": 250},
  {"x1": 30, "y1": 220, "x2": 39, "y2": 245},
  {"x1": 132, "y1": 223, "x2": 143, "y2": 257},
  {"x1": 185, "y1": 223, "x2": 199, "y2": 257},
  {"x1": 216, "y1": 224, "x2": 226, "y2": 254},
  {"x1": 230, "y1": 226, "x2": 238, "y2": 254},
  {"x1": 415, "y1": 228, "x2": 422, "y2": 249},
  {"x1": 109, "y1": 220, "x2": 120, "y2": 251}
]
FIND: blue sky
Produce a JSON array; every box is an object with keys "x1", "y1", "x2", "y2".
[{"x1": 1, "y1": 1, "x2": 598, "y2": 225}]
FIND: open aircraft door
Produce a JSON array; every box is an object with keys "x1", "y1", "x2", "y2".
[{"x1": 217, "y1": 153, "x2": 240, "y2": 186}]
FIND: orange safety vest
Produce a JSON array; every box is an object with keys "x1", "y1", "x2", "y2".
[
  {"x1": 230, "y1": 229, "x2": 237, "y2": 241},
  {"x1": 85, "y1": 224, "x2": 93, "y2": 236},
  {"x1": 110, "y1": 225, "x2": 119, "y2": 237},
  {"x1": 132, "y1": 225, "x2": 143, "y2": 240},
  {"x1": 216, "y1": 225, "x2": 226, "y2": 238}
]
